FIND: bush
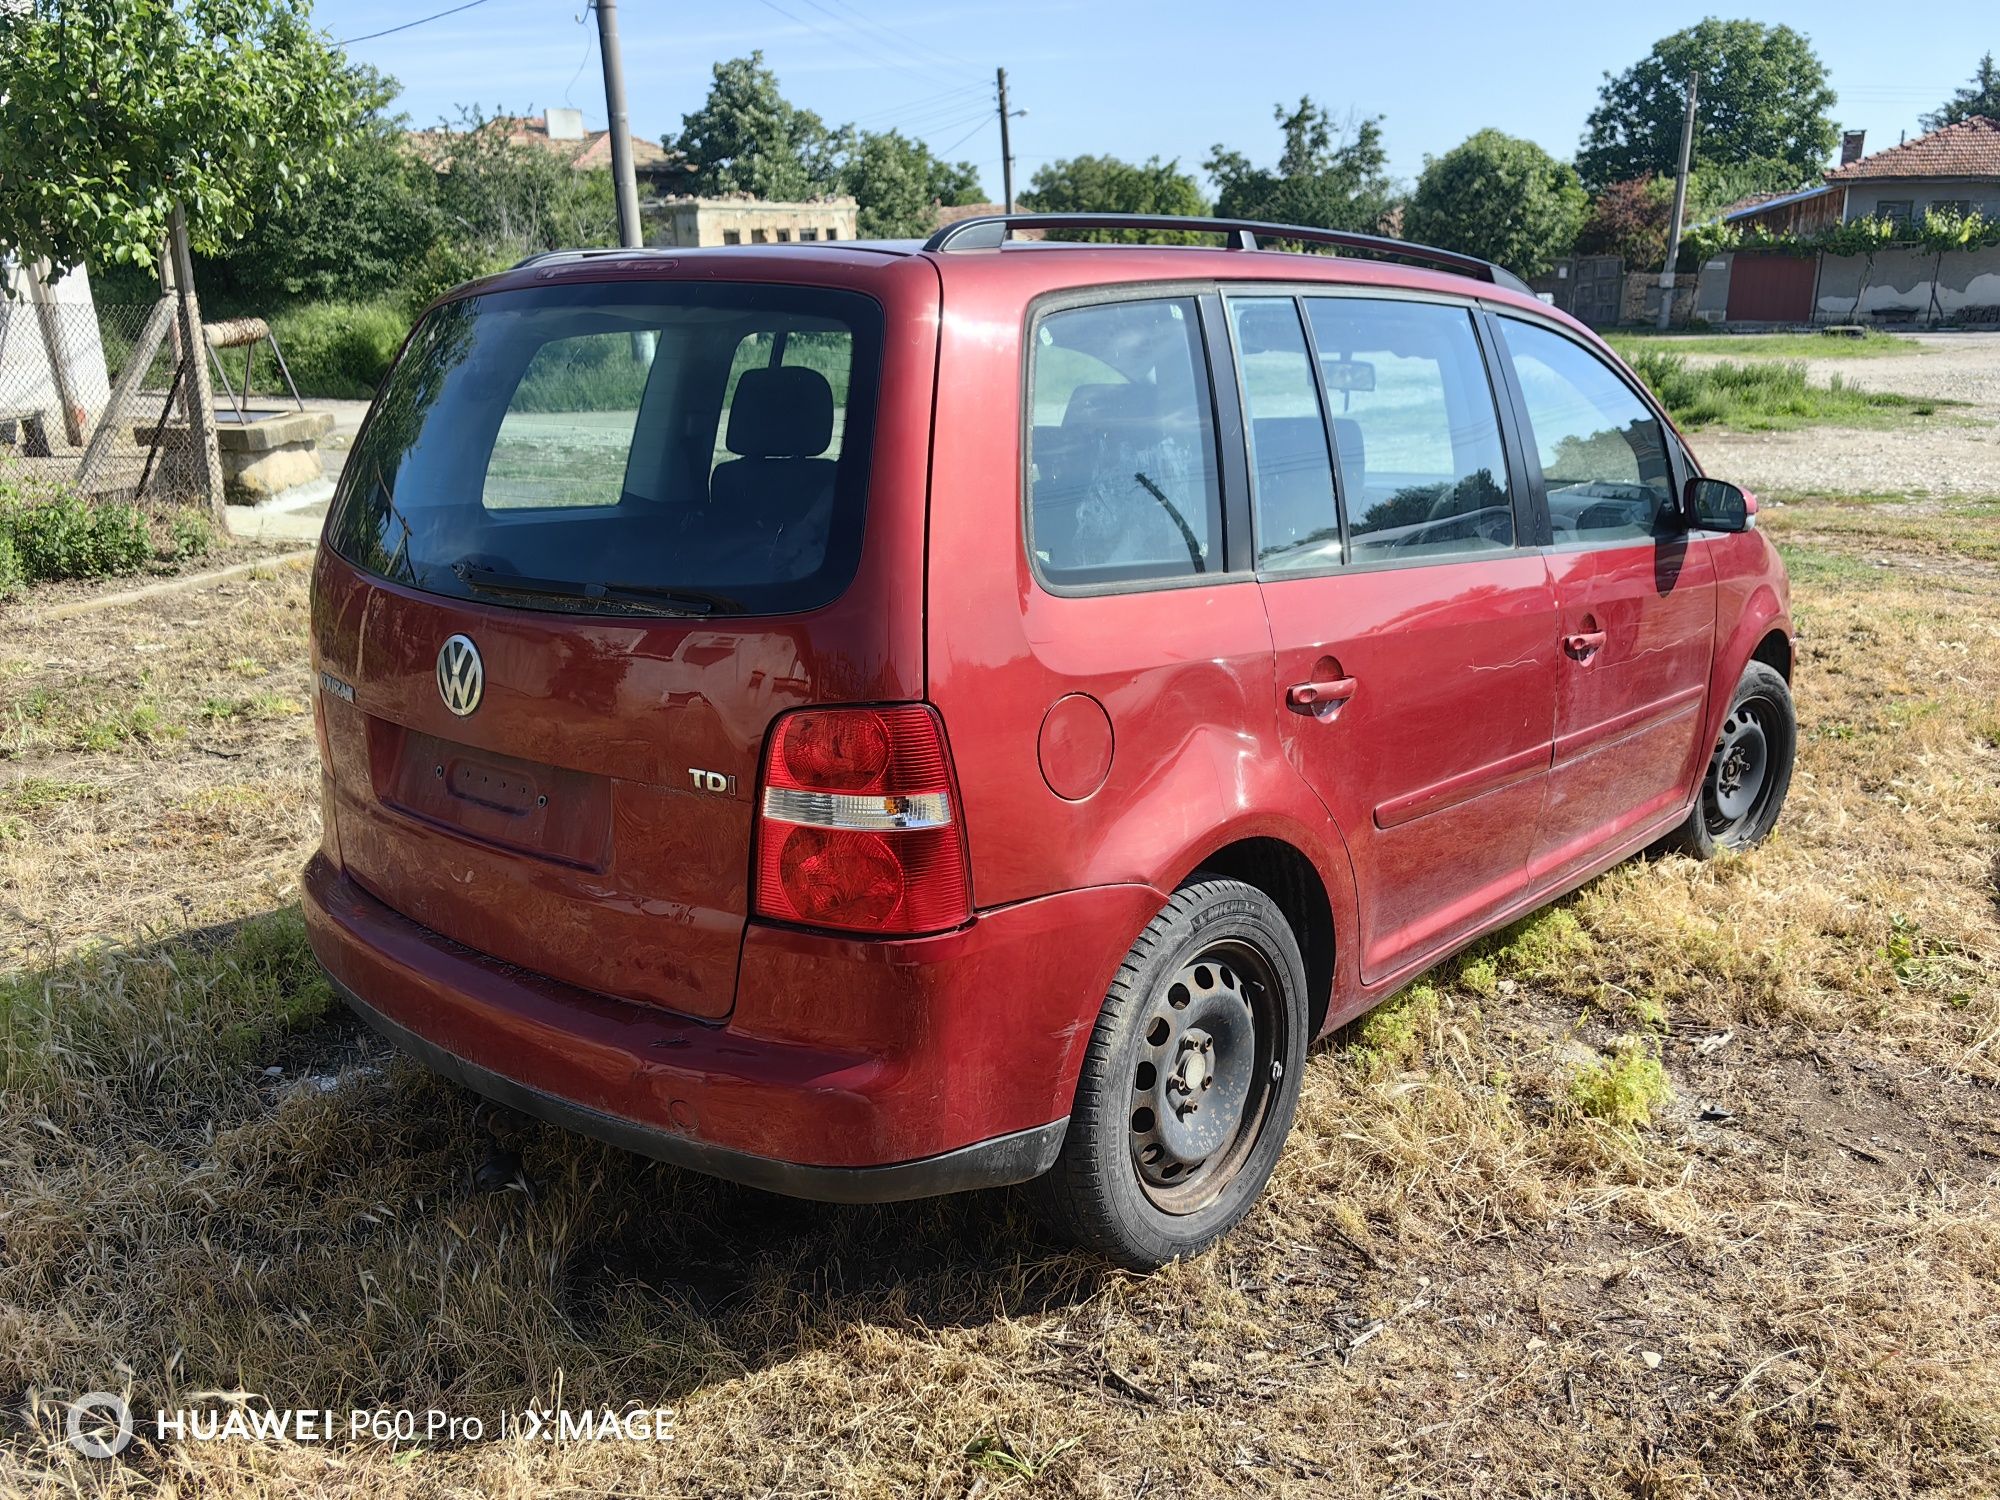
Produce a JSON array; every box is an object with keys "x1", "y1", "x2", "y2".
[
  {"x1": 268, "y1": 299, "x2": 410, "y2": 400},
  {"x1": 0, "y1": 490, "x2": 157, "y2": 586},
  {"x1": 0, "y1": 529, "x2": 20, "y2": 600},
  {"x1": 167, "y1": 509, "x2": 214, "y2": 561}
]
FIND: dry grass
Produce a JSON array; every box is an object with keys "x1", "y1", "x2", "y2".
[{"x1": 1, "y1": 501, "x2": 1997, "y2": 1496}]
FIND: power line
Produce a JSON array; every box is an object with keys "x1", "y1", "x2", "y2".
[
  {"x1": 753, "y1": 0, "x2": 978, "y2": 91},
  {"x1": 936, "y1": 115, "x2": 991, "y2": 159},
  {"x1": 877, "y1": 99, "x2": 996, "y2": 135},
  {"x1": 852, "y1": 81, "x2": 989, "y2": 125},
  {"x1": 822, "y1": 0, "x2": 983, "y2": 74},
  {"x1": 336, "y1": 0, "x2": 491, "y2": 46}
]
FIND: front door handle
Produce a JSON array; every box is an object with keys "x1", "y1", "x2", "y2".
[
  {"x1": 1286, "y1": 676, "x2": 1358, "y2": 716},
  {"x1": 1562, "y1": 630, "x2": 1607, "y2": 661}
]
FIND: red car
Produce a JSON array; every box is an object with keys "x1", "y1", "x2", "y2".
[{"x1": 304, "y1": 214, "x2": 1794, "y2": 1268}]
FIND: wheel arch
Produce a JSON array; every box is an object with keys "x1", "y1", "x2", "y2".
[
  {"x1": 1751, "y1": 627, "x2": 1793, "y2": 682},
  {"x1": 1179, "y1": 832, "x2": 1342, "y2": 1039}
]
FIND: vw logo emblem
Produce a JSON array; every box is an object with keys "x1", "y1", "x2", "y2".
[{"x1": 436, "y1": 634, "x2": 484, "y2": 716}]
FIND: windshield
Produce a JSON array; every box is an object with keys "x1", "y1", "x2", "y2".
[{"x1": 325, "y1": 281, "x2": 882, "y2": 616}]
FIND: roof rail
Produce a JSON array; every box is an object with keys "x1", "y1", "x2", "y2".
[
  {"x1": 508, "y1": 247, "x2": 680, "y2": 271},
  {"x1": 921, "y1": 213, "x2": 1535, "y2": 295}
]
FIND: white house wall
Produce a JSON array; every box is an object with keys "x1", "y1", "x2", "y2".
[{"x1": 1813, "y1": 245, "x2": 2000, "y2": 319}]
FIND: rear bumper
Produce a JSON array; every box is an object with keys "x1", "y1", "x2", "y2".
[{"x1": 301, "y1": 853, "x2": 1161, "y2": 1201}]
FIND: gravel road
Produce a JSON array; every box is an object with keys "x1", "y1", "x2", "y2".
[{"x1": 1692, "y1": 332, "x2": 2000, "y2": 497}]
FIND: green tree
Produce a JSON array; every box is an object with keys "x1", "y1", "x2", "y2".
[
  {"x1": 840, "y1": 129, "x2": 982, "y2": 239},
  {"x1": 1684, "y1": 156, "x2": 1811, "y2": 221},
  {"x1": 1577, "y1": 21, "x2": 1837, "y2": 191},
  {"x1": 665, "y1": 52, "x2": 840, "y2": 201},
  {"x1": 1206, "y1": 100, "x2": 1398, "y2": 233},
  {"x1": 1922, "y1": 52, "x2": 2000, "y2": 130},
  {"x1": 0, "y1": 0, "x2": 360, "y2": 274},
  {"x1": 1021, "y1": 155, "x2": 1208, "y2": 240},
  {"x1": 1403, "y1": 130, "x2": 1586, "y2": 275},
  {"x1": 416, "y1": 108, "x2": 618, "y2": 276},
  {"x1": 203, "y1": 66, "x2": 442, "y2": 302}
]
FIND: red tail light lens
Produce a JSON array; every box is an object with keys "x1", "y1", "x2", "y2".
[{"x1": 755, "y1": 706, "x2": 970, "y2": 935}]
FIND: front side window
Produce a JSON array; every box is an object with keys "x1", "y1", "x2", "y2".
[
  {"x1": 326, "y1": 283, "x2": 880, "y2": 616},
  {"x1": 1229, "y1": 297, "x2": 1339, "y2": 571},
  {"x1": 1303, "y1": 298, "x2": 1514, "y2": 561},
  {"x1": 1499, "y1": 318, "x2": 1676, "y2": 544},
  {"x1": 1027, "y1": 298, "x2": 1223, "y2": 587}
]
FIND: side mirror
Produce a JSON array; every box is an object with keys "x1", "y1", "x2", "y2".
[{"x1": 1684, "y1": 476, "x2": 1753, "y2": 533}]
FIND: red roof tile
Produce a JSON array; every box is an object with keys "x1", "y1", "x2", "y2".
[{"x1": 1825, "y1": 116, "x2": 2000, "y2": 181}]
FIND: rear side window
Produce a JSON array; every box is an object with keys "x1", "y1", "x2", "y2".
[
  {"x1": 1303, "y1": 298, "x2": 1514, "y2": 561},
  {"x1": 1027, "y1": 298, "x2": 1223, "y2": 587},
  {"x1": 1497, "y1": 318, "x2": 1677, "y2": 543},
  {"x1": 483, "y1": 334, "x2": 653, "y2": 510},
  {"x1": 326, "y1": 283, "x2": 880, "y2": 617}
]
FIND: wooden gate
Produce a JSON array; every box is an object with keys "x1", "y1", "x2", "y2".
[{"x1": 1726, "y1": 253, "x2": 1817, "y2": 323}]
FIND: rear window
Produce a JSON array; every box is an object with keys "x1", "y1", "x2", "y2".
[{"x1": 326, "y1": 282, "x2": 881, "y2": 616}]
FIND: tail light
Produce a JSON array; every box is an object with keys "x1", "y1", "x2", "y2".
[{"x1": 754, "y1": 705, "x2": 971, "y2": 935}]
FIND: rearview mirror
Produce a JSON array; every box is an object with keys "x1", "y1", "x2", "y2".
[
  {"x1": 1321, "y1": 358, "x2": 1376, "y2": 394},
  {"x1": 1684, "y1": 476, "x2": 1752, "y2": 532}
]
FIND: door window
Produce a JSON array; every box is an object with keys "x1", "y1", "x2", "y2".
[
  {"x1": 1499, "y1": 318, "x2": 1677, "y2": 543},
  {"x1": 1302, "y1": 298, "x2": 1514, "y2": 561},
  {"x1": 1027, "y1": 298, "x2": 1223, "y2": 586},
  {"x1": 1229, "y1": 298, "x2": 1340, "y2": 571}
]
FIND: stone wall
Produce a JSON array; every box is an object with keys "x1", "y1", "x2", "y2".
[{"x1": 1619, "y1": 272, "x2": 1702, "y2": 326}]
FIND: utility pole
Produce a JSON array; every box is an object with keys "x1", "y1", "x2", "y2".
[
  {"x1": 1657, "y1": 70, "x2": 1699, "y2": 329},
  {"x1": 997, "y1": 67, "x2": 1016, "y2": 214},
  {"x1": 596, "y1": 0, "x2": 643, "y2": 247}
]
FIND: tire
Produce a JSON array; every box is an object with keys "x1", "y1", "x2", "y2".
[
  {"x1": 1036, "y1": 876, "x2": 1309, "y2": 1270},
  {"x1": 1663, "y1": 661, "x2": 1796, "y2": 859}
]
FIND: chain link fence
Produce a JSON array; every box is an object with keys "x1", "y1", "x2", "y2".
[{"x1": 0, "y1": 296, "x2": 212, "y2": 512}]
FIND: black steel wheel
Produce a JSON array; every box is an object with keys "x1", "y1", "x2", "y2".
[
  {"x1": 1664, "y1": 660, "x2": 1796, "y2": 859},
  {"x1": 1036, "y1": 876, "x2": 1308, "y2": 1270}
]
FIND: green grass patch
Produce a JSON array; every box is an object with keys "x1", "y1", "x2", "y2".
[
  {"x1": 1624, "y1": 349, "x2": 1942, "y2": 431},
  {"x1": 0, "y1": 907, "x2": 333, "y2": 1102},
  {"x1": 1775, "y1": 543, "x2": 1876, "y2": 584},
  {"x1": 1606, "y1": 330, "x2": 1919, "y2": 361},
  {"x1": 1567, "y1": 1036, "x2": 1673, "y2": 1129},
  {"x1": 266, "y1": 298, "x2": 411, "y2": 400},
  {"x1": 1, "y1": 777, "x2": 106, "y2": 814}
]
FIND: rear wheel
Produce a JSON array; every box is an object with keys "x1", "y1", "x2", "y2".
[
  {"x1": 1664, "y1": 661, "x2": 1796, "y2": 858},
  {"x1": 1036, "y1": 877, "x2": 1308, "y2": 1270}
]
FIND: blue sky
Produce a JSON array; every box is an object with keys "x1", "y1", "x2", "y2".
[{"x1": 327, "y1": 0, "x2": 1992, "y2": 196}]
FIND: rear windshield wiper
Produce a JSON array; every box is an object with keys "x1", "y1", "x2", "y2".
[{"x1": 452, "y1": 563, "x2": 742, "y2": 617}]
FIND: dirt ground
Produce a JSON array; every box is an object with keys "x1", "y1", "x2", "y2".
[
  {"x1": 1, "y1": 422, "x2": 1997, "y2": 1495},
  {"x1": 1694, "y1": 332, "x2": 2000, "y2": 498}
]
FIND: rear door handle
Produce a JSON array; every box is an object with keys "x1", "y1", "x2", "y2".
[
  {"x1": 1562, "y1": 630, "x2": 1607, "y2": 661},
  {"x1": 1286, "y1": 676, "x2": 1358, "y2": 716}
]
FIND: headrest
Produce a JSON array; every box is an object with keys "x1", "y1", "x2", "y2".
[{"x1": 726, "y1": 366, "x2": 834, "y2": 458}]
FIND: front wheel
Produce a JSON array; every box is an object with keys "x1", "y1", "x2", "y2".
[
  {"x1": 1036, "y1": 877, "x2": 1308, "y2": 1270},
  {"x1": 1664, "y1": 660, "x2": 1796, "y2": 858}
]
